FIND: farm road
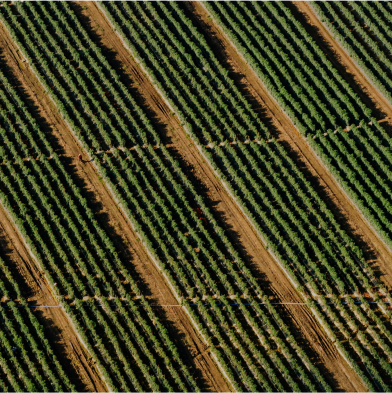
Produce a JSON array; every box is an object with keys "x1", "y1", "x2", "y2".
[
  {"x1": 0, "y1": 201, "x2": 105, "y2": 392},
  {"x1": 1, "y1": 3, "x2": 229, "y2": 392},
  {"x1": 0, "y1": 22, "x2": 107, "y2": 393},
  {"x1": 292, "y1": 1, "x2": 392, "y2": 293},
  {"x1": 186, "y1": 0, "x2": 392, "y2": 300},
  {"x1": 84, "y1": 0, "x2": 367, "y2": 391}
]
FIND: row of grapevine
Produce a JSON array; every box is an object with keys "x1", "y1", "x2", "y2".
[
  {"x1": 98, "y1": 1, "x2": 392, "y2": 390},
  {"x1": 311, "y1": 1, "x2": 392, "y2": 106},
  {"x1": 205, "y1": 1, "x2": 392, "y2": 251},
  {"x1": 0, "y1": 253, "x2": 75, "y2": 391},
  {"x1": 0, "y1": 1, "x2": 335, "y2": 390},
  {"x1": 0, "y1": 36, "x2": 198, "y2": 393}
]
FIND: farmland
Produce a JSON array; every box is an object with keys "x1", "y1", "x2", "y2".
[
  {"x1": 311, "y1": 2, "x2": 392, "y2": 108},
  {"x1": 0, "y1": 1, "x2": 391, "y2": 392}
]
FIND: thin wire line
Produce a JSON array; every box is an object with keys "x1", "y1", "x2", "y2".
[{"x1": 2, "y1": 301, "x2": 389, "y2": 308}]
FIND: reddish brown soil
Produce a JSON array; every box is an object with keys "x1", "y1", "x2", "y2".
[
  {"x1": 0, "y1": 11, "x2": 228, "y2": 393},
  {"x1": 295, "y1": 2, "x2": 392, "y2": 122},
  {"x1": 0, "y1": 202, "x2": 106, "y2": 392},
  {"x1": 187, "y1": 0, "x2": 392, "y2": 388},
  {"x1": 290, "y1": 2, "x2": 392, "y2": 291},
  {"x1": 77, "y1": 1, "x2": 366, "y2": 391},
  {"x1": 190, "y1": 1, "x2": 392, "y2": 293}
]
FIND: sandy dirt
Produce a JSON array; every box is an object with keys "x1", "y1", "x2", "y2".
[
  {"x1": 186, "y1": 0, "x2": 392, "y2": 389},
  {"x1": 0, "y1": 10, "x2": 228, "y2": 393},
  {"x1": 289, "y1": 1, "x2": 392, "y2": 293},
  {"x1": 294, "y1": 2, "x2": 392, "y2": 122},
  {"x1": 0, "y1": 203, "x2": 106, "y2": 392},
  {"x1": 76, "y1": 1, "x2": 367, "y2": 391},
  {"x1": 189, "y1": 1, "x2": 392, "y2": 293}
]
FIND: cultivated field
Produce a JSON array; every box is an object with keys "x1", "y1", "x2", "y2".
[{"x1": 0, "y1": 1, "x2": 391, "y2": 392}]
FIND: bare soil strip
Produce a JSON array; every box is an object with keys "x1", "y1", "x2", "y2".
[
  {"x1": 297, "y1": 2, "x2": 392, "y2": 121},
  {"x1": 0, "y1": 9, "x2": 228, "y2": 393},
  {"x1": 0, "y1": 201, "x2": 105, "y2": 392},
  {"x1": 289, "y1": 1, "x2": 392, "y2": 293},
  {"x1": 83, "y1": 1, "x2": 368, "y2": 390},
  {"x1": 193, "y1": 1, "x2": 392, "y2": 295}
]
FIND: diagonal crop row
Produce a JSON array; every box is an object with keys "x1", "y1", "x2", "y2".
[
  {"x1": 0, "y1": 41, "x2": 198, "y2": 393},
  {"x1": 0, "y1": 1, "x2": 341, "y2": 390},
  {"x1": 0, "y1": 254, "x2": 75, "y2": 392},
  {"x1": 98, "y1": 1, "x2": 392, "y2": 390},
  {"x1": 311, "y1": 1, "x2": 392, "y2": 106},
  {"x1": 205, "y1": 1, "x2": 392, "y2": 252}
]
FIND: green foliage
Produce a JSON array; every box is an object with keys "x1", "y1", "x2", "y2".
[{"x1": 2, "y1": 0, "x2": 392, "y2": 390}]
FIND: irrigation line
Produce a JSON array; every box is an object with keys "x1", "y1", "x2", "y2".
[{"x1": 3, "y1": 301, "x2": 390, "y2": 308}]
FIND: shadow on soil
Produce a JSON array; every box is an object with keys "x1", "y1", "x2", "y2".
[
  {"x1": 287, "y1": 3, "x2": 382, "y2": 115},
  {"x1": 72, "y1": 1, "x2": 277, "y2": 295},
  {"x1": 71, "y1": 2, "x2": 174, "y2": 147},
  {"x1": 0, "y1": 234, "x2": 91, "y2": 391},
  {"x1": 185, "y1": 1, "x2": 379, "y2": 269},
  {"x1": 1, "y1": 5, "x2": 210, "y2": 391},
  {"x1": 0, "y1": 227, "x2": 32, "y2": 299},
  {"x1": 32, "y1": 308, "x2": 95, "y2": 392},
  {"x1": 70, "y1": 1, "x2": 388, "y2": 389},
  {"x1": 3, "y1": 0, "x2": 381, "y2": 389}
]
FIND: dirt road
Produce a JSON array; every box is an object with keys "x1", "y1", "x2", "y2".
[
  {"x1": 77, "y1": 1, "x2": 367, "y2": 390},
  {"x1": 295, "y1": 2, "x2": 392, "y2": 122},
  {"x1": 0, "y1": 10, "x2": 228, "y2": 392},
  {"x1": 289, "y1": 1, "x2": 392, "y2": 293},
  {"x1": 190, "y1": 1, "x2": 392, "y2": 296},
  {"x1": 0, "y1": 202, "x2": 106, "y2": 392}
]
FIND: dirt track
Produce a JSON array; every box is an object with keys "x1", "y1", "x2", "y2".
[
  {"x1": 2, "y1": 0, "x2": 387, "y2": 388},
  {"x1": 296, "y1": 2, "x2": 392, "y2": 121},
  {"x1": 77, "y1": 1, "x2": 369, "y2": 391},
  {"x1": 0, "y1": 202, "x2": 106, "y2": 392},
  {"x1": 183, "y1": 0, "x2": 392, "y2": 290},
  {"x1": 289, "y1": 1, "x2": 392, "y2": 293},
  {"x1": 186, "y1": 0, "x2": 392, "y2": 388},
  {"x1": 0, "y1": 10, "x2": 229, "y2": 393}
]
